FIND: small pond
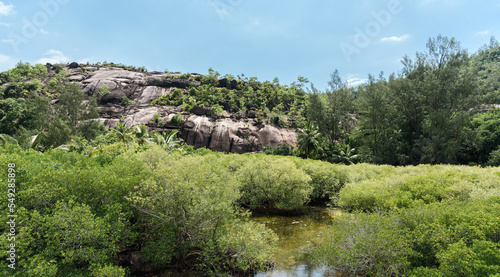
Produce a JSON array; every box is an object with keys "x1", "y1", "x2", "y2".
[
  {"x1": 147, "y1": 207, "x2": 342, "y2": 277},
  {"x1": 252, "y1": 207, "x2": 342, "y2": 277}
]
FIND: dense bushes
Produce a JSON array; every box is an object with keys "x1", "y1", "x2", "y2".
[
  {"x1": 339, "y1": 164, "x2": 500, "y2": 212},
  {"x1": 293, "y1": 158, "x2": 347, "y2": 204},
  {"x1": 129, "y1": 148, "x2": 277, "y2": 273},
  {"x1": 0, "y1": 145, "x2": 283, "y2": 276},
  {"x1": 312, "y1": 198, "x2": 500, "y2": 277},
  {"x1": 152, "y1": 70, "x2": 308, "y2": 127},
  {"x1": 311, "y1": 212, "x2": 413, "y2": 276},
  {"x1": 237, "y1": 155, "x2": 312, "y2": 210},
  {"x1": 311, "y1": 163, "x2": 500, "y2": 277},
  {"x1": 1, "y1": 143, "x2": 499, "y2": 276}
]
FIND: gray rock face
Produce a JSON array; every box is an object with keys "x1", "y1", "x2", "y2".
[{"x1": 67, "y1": 66, "x2": 297, "y2": 153}]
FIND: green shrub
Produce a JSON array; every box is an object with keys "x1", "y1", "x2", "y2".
[
  {"x1": 262, "y1": 143, "x2": 297, "y2": 156},
  {"x1": 149, "y1": 112, "x2": 161, "y2": 125},
  {"x1": 312, "y1": 198, "x2": 500, "y2": 276},
  {"x1": 295, "y1": 159, "x2": 347, "y2": 204},
  {"x1": 120, "y1": 96, "x2": 134, "y2": 106},
  {"x1": 170, "y1": 113, "x2": 183, "y2": 126},
  {"x1": 172, "y1": 88, "x2": 183, "y2": 98},
  {"x1": 24, "y1": 255, "x2": 59, "y2": 277},
  {"x1": 237, "y1": 155, "x2": 312, "y2": 210},
  {"x1": 97, "y1": 85, "x2": 110, "y2": 98},
  {"x1": 90, "y1": 263, "x2": 127, "y2": 277},
  {"x1": 311, "y1": 212, "x2": 413, "y2": 276},
  {"x1": 211, "y1": 104, "x2": 224, "y2": 117},
  {"x1": 487, "y1": 145, "x2": 500, "y2": 166},
  {"x1": 44, "y1": 201, "x2": 120, "y2": 266},
  {"x1": 434, "y1": 239, "x2": 500, "y2": 277},
  {"x1": 128, "y1": 151, "x2": 276, "y2": 273},
  {"x1": 339, "y1": 165, "x2": 500, "y2": 212}
]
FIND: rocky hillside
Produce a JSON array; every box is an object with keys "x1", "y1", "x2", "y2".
[{"x1": 61, "y1": 63, "x2": 297, "y2": 153}]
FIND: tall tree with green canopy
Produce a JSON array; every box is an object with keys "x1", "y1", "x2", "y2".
[
  {"x1": 420, "y1": 35, "x2": 478, "y2": 164},
  {"x1": 389, "y1": 35, "x2": 479, "y2": 164},
  {"x1": 57, "y1": 83, "x2": 99, "y2": 130},
  {"x1": 355, "y1": 73, "x2": 398, "y2": 164},
  {"x1": 297, "y1": 122, "x2": 321, "y2": 159},
  {"x1": 306, "y1": 70, "x2": 355, "y2": 146}
]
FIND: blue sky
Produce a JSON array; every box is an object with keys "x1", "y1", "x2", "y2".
[{"x1": 0, "y1": 0, "x2": 499, "y2": 89}]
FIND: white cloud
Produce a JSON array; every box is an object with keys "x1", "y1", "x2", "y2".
[
  {"x1": 40, "y1": 28, "x2": 49, "y2": 34},
  {"x1": 0, "y1": 2, "x2": 14, "y2": 16},
  {"x1": 381, "y1": 34, "x2": 409, "y2": 42},
  {"x1": 477, "y1": 30, "x2": 490, "y2": 36},
  {"x1": 36, "y1": 49, "x2": 69, "y2": 64},
  {"x1": 347, "y1": 77, "x2": 368, "y2": 87},
  {"x1": 0, "y1": 22, "x2": 10, "y2": 26}
]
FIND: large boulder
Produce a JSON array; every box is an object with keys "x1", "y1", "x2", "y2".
[
  {"x1": 218, "y1": 78, "x2": 238, "y2": 90},
  {"x1": 68, "y1": 62, "x2": 79, "y2": 69},
  {"x1": 63, "y1": 66, "x2": 297, "y2": 153}
]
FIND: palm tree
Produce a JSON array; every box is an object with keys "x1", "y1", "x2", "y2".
[
  {"x1": 0, "y1": 134, "x2": 41, "y2": 151},
  {"x1": 297, "y1": 122, "x2": 321, "y2": 159},
  {"x1": 133, "y1": 125, "x2": 151, "y2": 146},
  {"x1": 151, "y1": 130, "x2": 184, "y2": 152},
  {"x1": 333, "y1": 143, "x2": 358, "y2": 165},
  {"x1": 110, "y1": 121, "x2": 133, "y2": 145}
]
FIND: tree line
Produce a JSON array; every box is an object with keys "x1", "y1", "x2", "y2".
[
  {"x1": 1, "y1": 35, "x2": 500, "y2": 166},
  {"x1": 287, "y1": 35, "x2": 500, "y2": 166}
]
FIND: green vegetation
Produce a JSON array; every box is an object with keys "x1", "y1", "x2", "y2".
[
  {"x1": 151, "y1": 70, "x2": 308, "y2": 128},
  {"x1": 310, "y1": 164, "x2": 500, "y2": 276},
  {"x1": 237, "y1": 155, "x2": 312, "y2": 210},
  {"x1": 2, "y1": 143, "x2": 498, "y2": 276},
  {"x1": 1, "y1": 35, "x2": 500, "y2": 166},
  {"x1": 170, "y1": 113, "x2": 183, "y2": 126},
  {"x1": 0, "y1": 36, "x2": 500, "y2": 276}
]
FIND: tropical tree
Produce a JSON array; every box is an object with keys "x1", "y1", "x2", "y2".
[
  {"x1": 110, "y1": 121, "x2": 133, "y2": 145},
  {"x1": 307, "y1": 71, "x2": 355, "y2": 146},
  {"x1": 0, "y1": 133, "x2": 41, "y2": 150},
  {"x1": 133, "y1": 124, "x2": 151, "y2": 145},
  {"x1": 355, "y1": 73, "x2": 399, "y2": 164},
  {"x1": 151, "y1": 130, "x2": 184, "y2": 152},
  {"x1": 57, "y1": 83, "x2": 98, "y2": 129},
  {"x1": 297, "y1": 122, "x2": 321, "y2": 159},
  {"x1": 332, "y1": 143, "x2": 358, "y2": 165}
]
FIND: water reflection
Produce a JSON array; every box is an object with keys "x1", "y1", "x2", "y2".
[
  {"x1": 252, "y1": 207, "x2": 342, "y2": 277},
  {"x1": 147, "y1": 207, "x2": 342, "y2": 277}
]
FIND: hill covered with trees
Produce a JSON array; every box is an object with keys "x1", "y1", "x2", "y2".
[
  {"x1": 1, "y1": 35, "x2": 500, "y2": 166},
  {"x1": 1, "y1": 35, "x2": 500, "y2": 276}
]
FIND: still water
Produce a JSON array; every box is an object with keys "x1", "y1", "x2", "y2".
[
  {"x1": 252, "y1": 207, "x2": 341, "y2": 277},
  {"x1": 148, "y1": 207, "x2": 342, "y2": 277}
]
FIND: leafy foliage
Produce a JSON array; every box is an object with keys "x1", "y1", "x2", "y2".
[
  {"x1": 237, "y1": 155, "x2": 312, "y2": 210},
  {"x1": 297, "y1": 122, "x2": 321, "y2": 159}
]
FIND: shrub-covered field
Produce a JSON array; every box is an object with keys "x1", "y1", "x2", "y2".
[
  {"x1": 1, "y1": 143, "x2": 499, "y2": 276},
  {"x1": 0, "y1": 144, "x2": 345, "y2": 276},
  {"x1": 311, "y1": 164, "x2": 500, "y2": 277}
]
